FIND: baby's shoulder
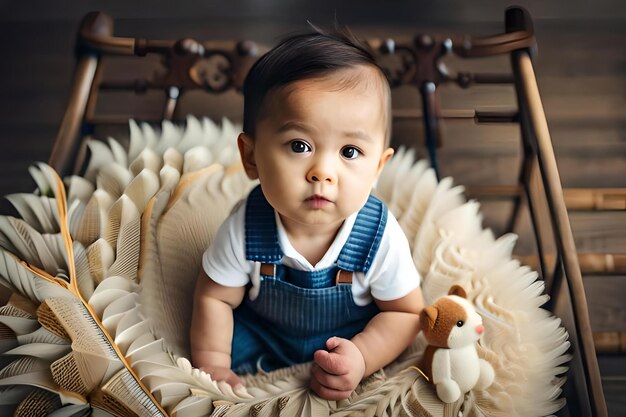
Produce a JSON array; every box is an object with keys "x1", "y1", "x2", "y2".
[
  {"x1": 230, "y1": 197, "x2": 246, "y2": 216},
  {"x1": 379, "y1": 210, "x2": 404, "y2": 241}
]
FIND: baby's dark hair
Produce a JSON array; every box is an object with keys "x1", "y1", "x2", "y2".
[{"x1": 242, "y1": 28, "x2": 391, "y2": 143}]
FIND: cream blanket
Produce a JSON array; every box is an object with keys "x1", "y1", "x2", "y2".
[{"x1": 0, "y1": 117, "x2": 569, "y2": 417}]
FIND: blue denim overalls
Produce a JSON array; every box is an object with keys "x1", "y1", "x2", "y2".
[{"x1": 231, "y1": 185, "x2": 388, "y2": 373}]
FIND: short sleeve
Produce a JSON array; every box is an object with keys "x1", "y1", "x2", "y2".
[
  {"x1": 201, "y1": 201, "x2": 251, "y2": 287},
  {"x1": 365, "y1": 211, "x2": 421, "y2": 301}
]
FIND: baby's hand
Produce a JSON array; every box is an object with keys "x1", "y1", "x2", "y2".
[
  {"x1": 200, "y1": 365, "x2": 244, "y2": 390},
  {"x1": 310, "y1": 337, "x2": 365, "y2": 400}
]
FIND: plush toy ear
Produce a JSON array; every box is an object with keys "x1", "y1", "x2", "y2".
[
  {"x1": 448, "y1": 285, "x2": 467, "y2": 299},
  {"x1": 422, "y1": 305, "x2": 439, "y2": 331}
]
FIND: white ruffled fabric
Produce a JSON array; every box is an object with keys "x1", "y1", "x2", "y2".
[{"x1": 0, "y1": 116, "x2": 569, "y2": 417}]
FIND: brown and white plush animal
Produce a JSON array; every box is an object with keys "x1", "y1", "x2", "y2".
[{"x1": 420, "y1": 285, "x2": 495, "y2": 403}]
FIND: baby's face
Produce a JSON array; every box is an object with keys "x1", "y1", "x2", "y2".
[{"x1": 239, "y1": 66, "x2": 393, "y2": 234}]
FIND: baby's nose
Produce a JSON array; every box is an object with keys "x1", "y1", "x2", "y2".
[
  {"x1": 307, "y1": 161, "x2": 337, "y2": 184},
  {"x1": 475, "y1": 324, "x2": 484, "y2": 335}
]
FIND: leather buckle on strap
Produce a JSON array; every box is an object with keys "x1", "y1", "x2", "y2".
[
  {"x1": 335, "y1": 269, "x2": 353, "y2": 285},
  {"x1": 259, "y1": 263, "x2": 276, "y2": 277}
]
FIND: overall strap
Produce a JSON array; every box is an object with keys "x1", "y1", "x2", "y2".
[
  {"x1": 336, "y1": 194, "x2": 388, "y2": 275},
  {"x1": 245, "y1": 185, "x2": 282, "y2": 264}
]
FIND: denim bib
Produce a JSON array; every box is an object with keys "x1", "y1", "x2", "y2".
[{"x1": 231, "y1": 185, "x2": 387, "y2": 373}]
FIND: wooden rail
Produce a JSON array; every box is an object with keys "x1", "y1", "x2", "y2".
[
  {"x1": 466, "y1": 186, "x2": 626, "y2": 211},
  {"x1": 515, "y1": 253, "x2": 626, "y2": 275},
  {"x1": 593, "y1": 332, "x2": 626, "y2": 354}
]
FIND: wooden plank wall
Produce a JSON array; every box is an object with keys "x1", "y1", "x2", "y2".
[{"x1": 0, "y1": 1, "x2": 624, "y2": 414}]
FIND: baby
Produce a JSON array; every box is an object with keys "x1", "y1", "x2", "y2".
[{"x1": 190, "y1": 29, "x2": 424, "y2": 401}]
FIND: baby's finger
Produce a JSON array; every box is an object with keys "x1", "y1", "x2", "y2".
[
  {"x1": 313, "y1": 348, "x2": 349, "y2": 375},
  {"x1": 310, "y1": 373, "x2": 353, "y2": 401},
  {"x1": 311, "y1": 362, "x2": 354, "y2": 392},
  {"x1": 325, "y1": 336, "x2": 342, "y2": 351},
  {"x1": 226, "y1": 371, "x2": 245, "y2": 389}
]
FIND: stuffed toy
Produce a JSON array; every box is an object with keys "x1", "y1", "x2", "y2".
[{"x1": 420, "y1": 285, "x2": 495, "y2": 403}]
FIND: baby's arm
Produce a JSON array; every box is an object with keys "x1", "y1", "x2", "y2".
[
  {"x1": 190, "y1": 268, "x2": 246, "y2": 387},
  {"x1": 310, "y1": 286, "x2": 423, "y2": 400},
  {"x1": 354, "y1": 286, "x2": 424, "y2": 374}
]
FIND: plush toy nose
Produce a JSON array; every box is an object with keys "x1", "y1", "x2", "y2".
[{"x1": 475, "y1": 324, "x2": 484, "y2": 335}]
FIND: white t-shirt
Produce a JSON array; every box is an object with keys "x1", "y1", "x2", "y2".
[{"x1": 202, "y1": 197, "x2": 421, "y2": 306}]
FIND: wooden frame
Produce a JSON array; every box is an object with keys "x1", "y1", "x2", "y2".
[{"x1": 48, "y1": 6, "x2": 607, "y2": 416}]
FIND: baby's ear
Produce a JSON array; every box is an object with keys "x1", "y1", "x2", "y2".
[
  {"x1": 376, "y1": 147, "x2": 395, "y2": 176},
  {"x1": 237, "y1": 133, "x2": 258, "y2": 180},
  {"x1": 448, "y1": 285, "x2": 467, "y2": 299}
]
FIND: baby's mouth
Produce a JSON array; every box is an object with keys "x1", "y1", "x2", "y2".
[{"x1": 305, "y1": 194, "x2": 332, "y2": 208}]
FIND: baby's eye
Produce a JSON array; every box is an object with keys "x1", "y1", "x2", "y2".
[
  {"x1": 290, "y1": 140, "x2": 311, "y2": 153},
  {"x1": 456, "y1": 320, "x2": 464, "y2": 327},
  {"x1": 341, "y1": 146, "x2": 360, "y2": 160}
]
